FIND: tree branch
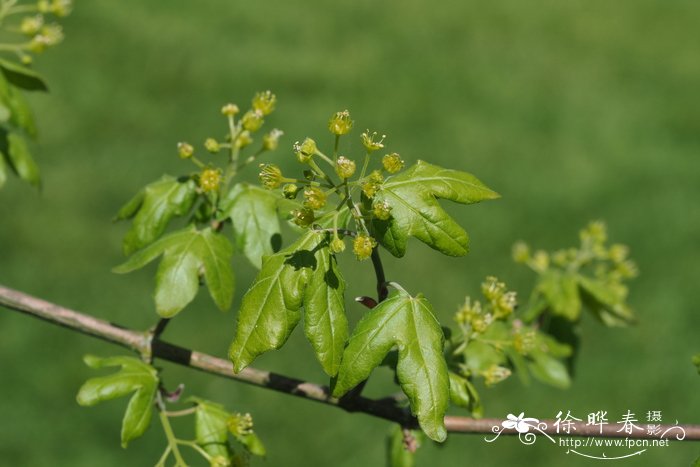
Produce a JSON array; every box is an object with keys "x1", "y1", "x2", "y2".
[{"x1": 1, "y1": 284, "x2": 699, "y2": 440}]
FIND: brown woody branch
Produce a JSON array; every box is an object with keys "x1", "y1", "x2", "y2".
[{"x1": 1, "y1": 284, "x2": 699, "y2": 441}]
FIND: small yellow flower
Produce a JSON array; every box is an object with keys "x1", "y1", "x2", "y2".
[
  {"x1": 20, "y1": 16, "x2": 44, "y2": 36},
  {"x1": 221, "y1": 103, "x2": 240, "y2": 117},
  {"x1": 382, "y1": 153, "x2": 404, "y2": 173},
  {"x1": 258, "y1": 163, "x2": 283, "y2": 189},
  {"x1": 372, "y1": 200, "x2": 392, "y2": 220},
  {"x1": 328, "y1": 110, "x2": 353, "y2": 135},
  {"x1": 199, "y1": 168, "x2": 222, "y2": 193},
  {"x1": 177, "y1": 142, "x2": 194, "y2": 159},
  {"x1": 282, "y1": 184, "x2": 299, "y2": 199},
  {"x1": 330, "y1": 236, "x2": 346, "y2": 253},
  {"x1": 303, "y1": 186, "x2": 327, "y2": 210},
  {"x1": 293, "y1": 138, "x2": 317, "y2": 163},
  {"x1": 361, "y1": 170, "x2": 384, "y2": 198},
  {"x1": 335, "y1": 156, "x2": 356, "y2": 179},
  {"x1": 242, "y1": 110, "x2": 264, "y2": 132},
  {"x1": 361, "y1": 130, "x2": 385, "y2": 152},
  {"x1": 353, "y1": 235, "x2": 377, "y2": 261},
  {"x1": 252, "y1": 90, "x2": 276, "y2": 116},
  {"x1": 262, "y1": 129, "x2": 283, "y2": 151},
  {"x1": 234, "y1": 131, "x2": 253, "y2": 149},
  {"x1": 512, "y1": 241, "x2": 530, "y2": 263},
  {"x1": 204, "y1": 138, "x2": 220, "y2": 153},
  {"x1": 227, "y1": 413, "x2": 254, "y2": 436}
]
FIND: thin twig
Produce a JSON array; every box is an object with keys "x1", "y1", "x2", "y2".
[{"x1": 1, "y1": 284, "x2": 699, "y2": 440}]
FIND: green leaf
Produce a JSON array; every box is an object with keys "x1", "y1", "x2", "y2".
[
  {"x1": 113, "y1": 226, "x2": 234, "y2": 317},
  {"x1": 0, "y1": 73, "x2": 37, "y2": 137},
  {"x1": 116, "y1": 175, "x2": 198, "y2": 255},
  {"x1": 693, "y1": 455, "x2": 700, "y2": 467},
  {"x1": 0, "y1": 58, "x2": 48, "y2": 92},
  {"x1": 219, "y1": 182, "x2": 281, "y2": 269},
  {"x1": 372, "y1": 160, "x2": 499, "y2": 257},
  {"x1": 386, "y1": 425, "x2": 418, "y2": 467},
  {"x1": 76, "y1": 355, "x2": 158, "y2": 448},
  {"x1": 229, "y1": 230, "x2": 347, "y2": 376},
  {"x1": 303, "y1": 242, "x2": 348, "y2": 376},
  {"x1": 527, "y1": 350, "x2": 571, "y2": 389},
  {"x1": 537, "y1": 270, "x2": 581, "y2": 320},
  {"x1": 578, "y1": 275, "x2": 635, "y2": 326},
  {"x1": 448, "y1": 372, "x2": 483, "y2": 417},
  {"x1": 333, "y1": 292, "x2": 449, "y2": 442},
  {"x1": 191, "y1": 398, "x2": 232, "y2": 461},
  {"x1": 1, "y1": 131, "x2": 40, "y2": 187}
]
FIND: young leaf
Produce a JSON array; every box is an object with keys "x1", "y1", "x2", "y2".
[
  {"x1": 303, "y1": 243, "x2": 348, "y2": 376},
  {"x1": 116, "y1": 175, "x2": 198, "y2": 255},
  {"x1": 0, "y1": 58, "x2": 49, "y2": 92},
  {"x1": 229, "y1": 230, "x2": 348, "y2": 376},
  {"x1": 578, "y1": 275, "x2": 635, "y2": 326},
  {"x1": 113, "y1": 226, "x2": 234, "y2": 317},
  {"x1": 448, "y1": 372, "x2": 482, "y2": 416},
  {"x1": 333, "y1": 292, "x2": 449, "y2": 442},
  {"x1": 372, "y1": 160, "x2": 499, "y2": 258},
  {"x1": 76, "y1": 355, "x2": 158, "y2": 448},
  {"x1": 2, "y1": 132, "x2": 40, "y2": 187},
  {"x1": 219, "y1": 182, "x2": 281, "y2": 269},
  {"x1": 190, "y1": 398, "x2": 233, "y2": 461}
]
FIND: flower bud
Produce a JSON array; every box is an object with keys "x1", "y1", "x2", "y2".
[
  {"x1": 303, "y1": 186, "x2": 327, "y2": 210},
  {"x1": 262, "y1": 129, "x2": 283, "y2": 151},
  {"x1": 204, "y1": 138, "x2": 220, "y2": 153},
  {"x1": 361, "y1": 130, "x2": 385, "y2": 152},
  {"x1": 353, "y1": 234, "x2": 377, "y2": 261},
  {"x1": 282, "y1": 183, "x2": 299, "y2": 199},
  {"x1": 512, "y1": 241, "x2": 530, "y2": 263},
  {"x1": 335, "y1": 156, "x2": 356, "y2": 179},
  {"x1": 234, "y1": 131, "x2": 253, "y2": 149},
  {"x1": 199, "y1": 168, "x2": 222, "y2": 193},
  {"x1": 482, "y1": 364, "x2": 512, "y2": 386},
  {"x1": 50, "y1": 0, "x2": 72, "y2": 17},
  {"x1": 221, "y1": 103, "x2": 240, "y2": 117},
  {"x1": 291, "y1": 208, "x2": 315, "y2": 227},
  {"x1": 20, "y1": 16, "x2": 44, "y2": 36},
  {"x1": 293, "y1": 138, "x2": 317, "y2": 163},
  {"x1": 258, "y1": 163, "x2": 283, "y2": 189},
  {"x1": 242, "y1": 110, "x2": 264, "y2": 132},
  {"x1": 177, "y1": 142, "x2": 194, "y2": 159},
  {"x1": 330, "y1": 236, "x2": 346, "y2": 253},
  {"x1": 328, "y1": 110, "x2": 353, "y2": 135},
  {"x1": 252, "y1": 90, "x2": 276, "y2": 116},
  {"x1": 372, "y1": 200, "x2": 392, "y2": 220},
  {"x1": 382, "y1": 153, "x2": 404, "y2": 173}
]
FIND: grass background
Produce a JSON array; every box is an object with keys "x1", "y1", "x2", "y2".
[{"x1": 1, "y1": 0, "x2": 699, "y2": 465}]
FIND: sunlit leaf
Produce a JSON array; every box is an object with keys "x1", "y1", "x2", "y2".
[
  {"x1": 76, "y1": 355, "x2": 158, "y2": 448},
  {"x1": 219, "y1": 182, "x2": 281, "y2": 269},
  {"x1": 333, "y1": 292, "x2": 449, "y2": 442},
  {"x1": 116, "y1": 175, "x2": 198, "y2": 255},
  {"x1": 372, "y1": 161, "x2": 499, "y2": 257},
  {"x1": 113, "y1": 226, "x2": 234, "y2": 317}
]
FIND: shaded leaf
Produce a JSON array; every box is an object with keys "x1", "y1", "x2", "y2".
[
  {"x1": 76, "y1": 355, "x2": 158, "y2": 448},
  {"x1": 1, "y1": 131, "x2": 40, "y2": 187},
  {"x1": 333, "y1": 292, "x2": 449, "y2": 442},
  {"x1": 578, "y1": 275, "x2": 635, "y2": 326},
  {"x1": 113, "y1": 226, "x2": 234, "y2": 317},
  {"x1": 372, "y1": 160, "x2": 499, "y2": 257},
  {"x1": 0, "y1": 152, "x2": 6, "y2": 188},
  {"x1": 527, "y1": 350, "x2": 571, "y2": 389},
  {"x1": 229, "y1": 230, "x2": 347, "y2": 376},
  {"x1": 232, "y1": 431, "x2": 266, "y2": 457},
  {"x1": 116, "y1": 175, "x2": 198, "y2": 255},
  {"x1": 0, "y1": 57, "x2": 48, "y2": 92},
  {"x1": 219, "y1": 182, "x2": 281, "y2": 269},
  {"x1": 190, "y1": 397, "x2": 232, "y2": 461},
  {"x1": 0, "y1": 73, "x2": 37, "y2": 137}
]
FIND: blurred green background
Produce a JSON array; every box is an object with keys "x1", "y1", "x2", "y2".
[{"x1": 1, "y1": 0, "x2": 699, "y2": 465}]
